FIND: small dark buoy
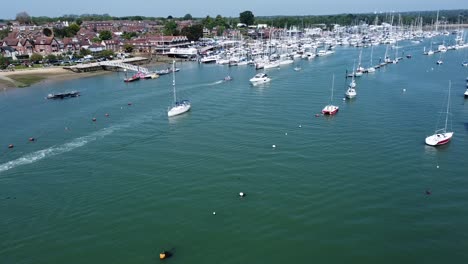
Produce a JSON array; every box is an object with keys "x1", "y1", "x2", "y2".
[
  {"x1": 105, "y1": 113, "x2": 109, "y2": 117},
  {"x1": 29, "y1": 137, "x2": 35, "y2": 142},
  {"x1": 92, "y1": 117, "x2": 97, "y2": 122},
  {"x1": 159, "y1": 250, "x2": 172, "y2": 260},
  {"x1": 128, "y1": 102, "x2": 132, "y2": 106},
  {"x1": 8, "y1": 144, "x2": 14, "y2": 149},
  {"x1": 425, "y1": 189, "x2": 432, "y2": 195}
]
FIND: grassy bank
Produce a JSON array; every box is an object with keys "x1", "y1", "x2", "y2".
[{"x1": 9, "y1": 75, "x2": 46, "y2": 88}]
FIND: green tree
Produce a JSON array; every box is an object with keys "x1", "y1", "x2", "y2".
[
  {"x1": 183, "y1": 14, "x2": 192, "y2": 20},
  {"x1": 80, "y1": 48, "x2": 91, "y2": 56},
  {"x1": 0, "y1": 28, "x2": 9, "y2": 39},
  {"x1": 0, "y1": 55, "x2": 9, "y2": 69},
  {"x1": 180, "y1": 24, "x2": 203, "y2": 41},
  {"x1": 68, "y1": 23, "x2": 80, "y2": 35},
  {"x1": 99, "y1": 49, "x2": 114, "y2": 58},
  {"x1": 122, "y1": 31, "x2": 137, "y2": 40},
  {"x1": 43, "y1": 28, "x2": 53, "y2": 37},
  {"x1": 16, "y1": 11, "x2": 31, "y2": 24},
  {"x1": 75, "y1": 19, "x2": 83, "y2": 26},
  {"x1": 99, "y1": 30, "x2": 112, "y2": 40},
  {"x1": 163, "y1": 20, "x2": 178, "y2": 35},
  {"x1": 202, "y1": 16, "x2": 215, "y2": 30},
  {"x1": 30, "y1": 53, "x2": 43, "y2": 63},
  {"x1": 123, "y1": 44, "x2": 134, "y2": 53},
  {"x1": 239, "y1": 11, "x2": 254, "y2": 25},
  {"x1": 46, "y1": 54, "x2": 57, "y2": 61}
]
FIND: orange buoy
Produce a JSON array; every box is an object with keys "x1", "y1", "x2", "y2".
[
  {"x1": 8, "y1": 144, "x2": 14, "y2": 149},
  {"x1": 29, "y1": 137, "x2": 35, "y2": 142},
  {"x1": 92, "y1": 117, "x2": 97, "y2": 122}
]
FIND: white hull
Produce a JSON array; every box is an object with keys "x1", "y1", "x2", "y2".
[
  {"x1": 168, "y1": 103, "x2": 191, "y2": 117},
  {"x1": 250, "y1": 73, "x2": 271, "y2": 84},
  {"x1": 425, "y1": 132, "x2": 453, "y2": 146},
  {"x1": 250, "y1": 78, "x2": 271, "y2": 85},
  {"x1": 322, "y1": 105, "x2": 339, "y2": 115},
  {"x1": 345, "y1": 88, "x2": 356, "y2": 98}
]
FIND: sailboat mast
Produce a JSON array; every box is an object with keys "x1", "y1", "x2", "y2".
[
  {"x1": 331, "y1": 74, "x2": 335, "y2": 102},
  {"x1": 445, "y1": 81, "x2": 451, "y2": 131},
  {"x1": 172, "y1": 60, "x2": 176, "y2": 103}
]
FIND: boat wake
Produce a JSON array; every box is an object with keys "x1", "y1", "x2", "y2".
[
  {"x1": 0, "y1": 127, "x2": 116, "y2": 174},
  {"x1": 210, "y1": 80, "x2": 224, "y2": 85}
]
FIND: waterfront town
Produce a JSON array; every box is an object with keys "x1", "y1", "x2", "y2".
[{"x1": 0, "y1": 10, "x2": 466, "y2": 69}]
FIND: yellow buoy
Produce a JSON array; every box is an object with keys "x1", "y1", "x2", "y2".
[{"x1": 159, "y1": 253, "x2": 166, "y2": 260}]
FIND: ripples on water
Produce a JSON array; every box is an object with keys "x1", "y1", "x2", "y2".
[{"x1": 1, "y1": 41, "x2": 468, "y2": 263}]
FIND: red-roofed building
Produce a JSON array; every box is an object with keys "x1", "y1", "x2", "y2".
[
  {"x1": 34, "y1": 36, "x2": 59, "y2": 53},
  {"x1": 63, "y1": 37, "x2": 81, "y2": 52},
  {"x1": 101, "y1": 39, "x2": 121, "y2": 52},
  {"x1": 145, "y1": 35, "x2": 190, "y2": 53}
]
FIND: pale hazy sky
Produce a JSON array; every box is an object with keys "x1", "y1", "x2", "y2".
[{"x1": 1, "y1": 0, "x2": 466, "y2": 19}]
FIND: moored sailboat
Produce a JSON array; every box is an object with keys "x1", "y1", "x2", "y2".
[
  {"x1": 425, "y1": 81, "x2": 453, "y2": 146},
  {"x1": 168, "y1": 60, "x2": 191, "y2": 117},
  {"x1": 322, "y1": 75, "x2": 339, "y2": 115}
]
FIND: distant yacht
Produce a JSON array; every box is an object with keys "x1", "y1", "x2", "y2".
[
  {"x1": 322, "y1": 75, "x2": 339, "y2": 115},
  {"x1": 168, "y1": 60, "x2": 191, "y2": 117},
  {"x1": 249, "y1": 73, "x2": 271, "y2": 85},
  {"x1": 425, "y1": 81, "x2": 453, "y2": 146}
]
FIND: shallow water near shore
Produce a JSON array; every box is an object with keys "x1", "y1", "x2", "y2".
[{"x1": 1, "y1": 41, "x2": 468, "y2": 263}]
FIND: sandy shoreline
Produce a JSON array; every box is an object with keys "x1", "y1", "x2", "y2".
[
  {"x1": 0, "y1": 67, "x2": 113, "y2": 90},
  {"x1": 0, "y1": 57, "x2": 184, "y2": 90}
]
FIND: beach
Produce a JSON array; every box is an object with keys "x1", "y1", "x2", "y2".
[{"x1": 0, "y1": 67, "x2": 112, "y2": 90}]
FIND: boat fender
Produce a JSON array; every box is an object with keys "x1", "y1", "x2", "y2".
[
  {"x1": 159, "y1": 250, "x2": 172, "y2": 260},
  {"x1": 8, "y1": 144, "x2": 14, "y2": 149}
]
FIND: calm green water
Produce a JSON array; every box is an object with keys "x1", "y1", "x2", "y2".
[{"x1": 1, "y1": 40, "x2": 468, "y2": 264}]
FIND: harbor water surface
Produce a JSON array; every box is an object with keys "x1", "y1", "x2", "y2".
[{"x1": 1, "y1": 41, "x2": 468, "y2": 263}]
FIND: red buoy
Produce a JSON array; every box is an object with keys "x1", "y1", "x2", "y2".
[
  {"x1": 29, "y1": 137, "x2": 35, "y2": 142},
  {"x1": 8, "y1": 144, "x2": 14, "y2": 149},
  {"x1": 92, "y1": 117, "x2": 97, "y2": 122}
]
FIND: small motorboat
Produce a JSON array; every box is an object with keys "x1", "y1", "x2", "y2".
[
  {"x1": 46, "y1": 91, "x2": 80, "y2": 99},
  {"x1": 293, "y1": 67, "x2": 302, "y2": 71},
  {"x1": 249, "y1": 73, "x2": 271, "y2": 85}
]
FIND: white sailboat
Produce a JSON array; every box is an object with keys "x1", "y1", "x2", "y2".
[
  {"x1": 425, "y1": 81, "x2": 453, "y2": 146},
  {"x1": 367, "y1": 45, "x2": 376, "y2": 73},
  {"x1": 168, "y1": 60, "x2": 191, "y2": 117},
  {"x1": 345, "y1": 64, "x2": 357, "y2": 99},
  {"x1": 322, "y1": 75, "x2": 339, "y2": 115}
]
